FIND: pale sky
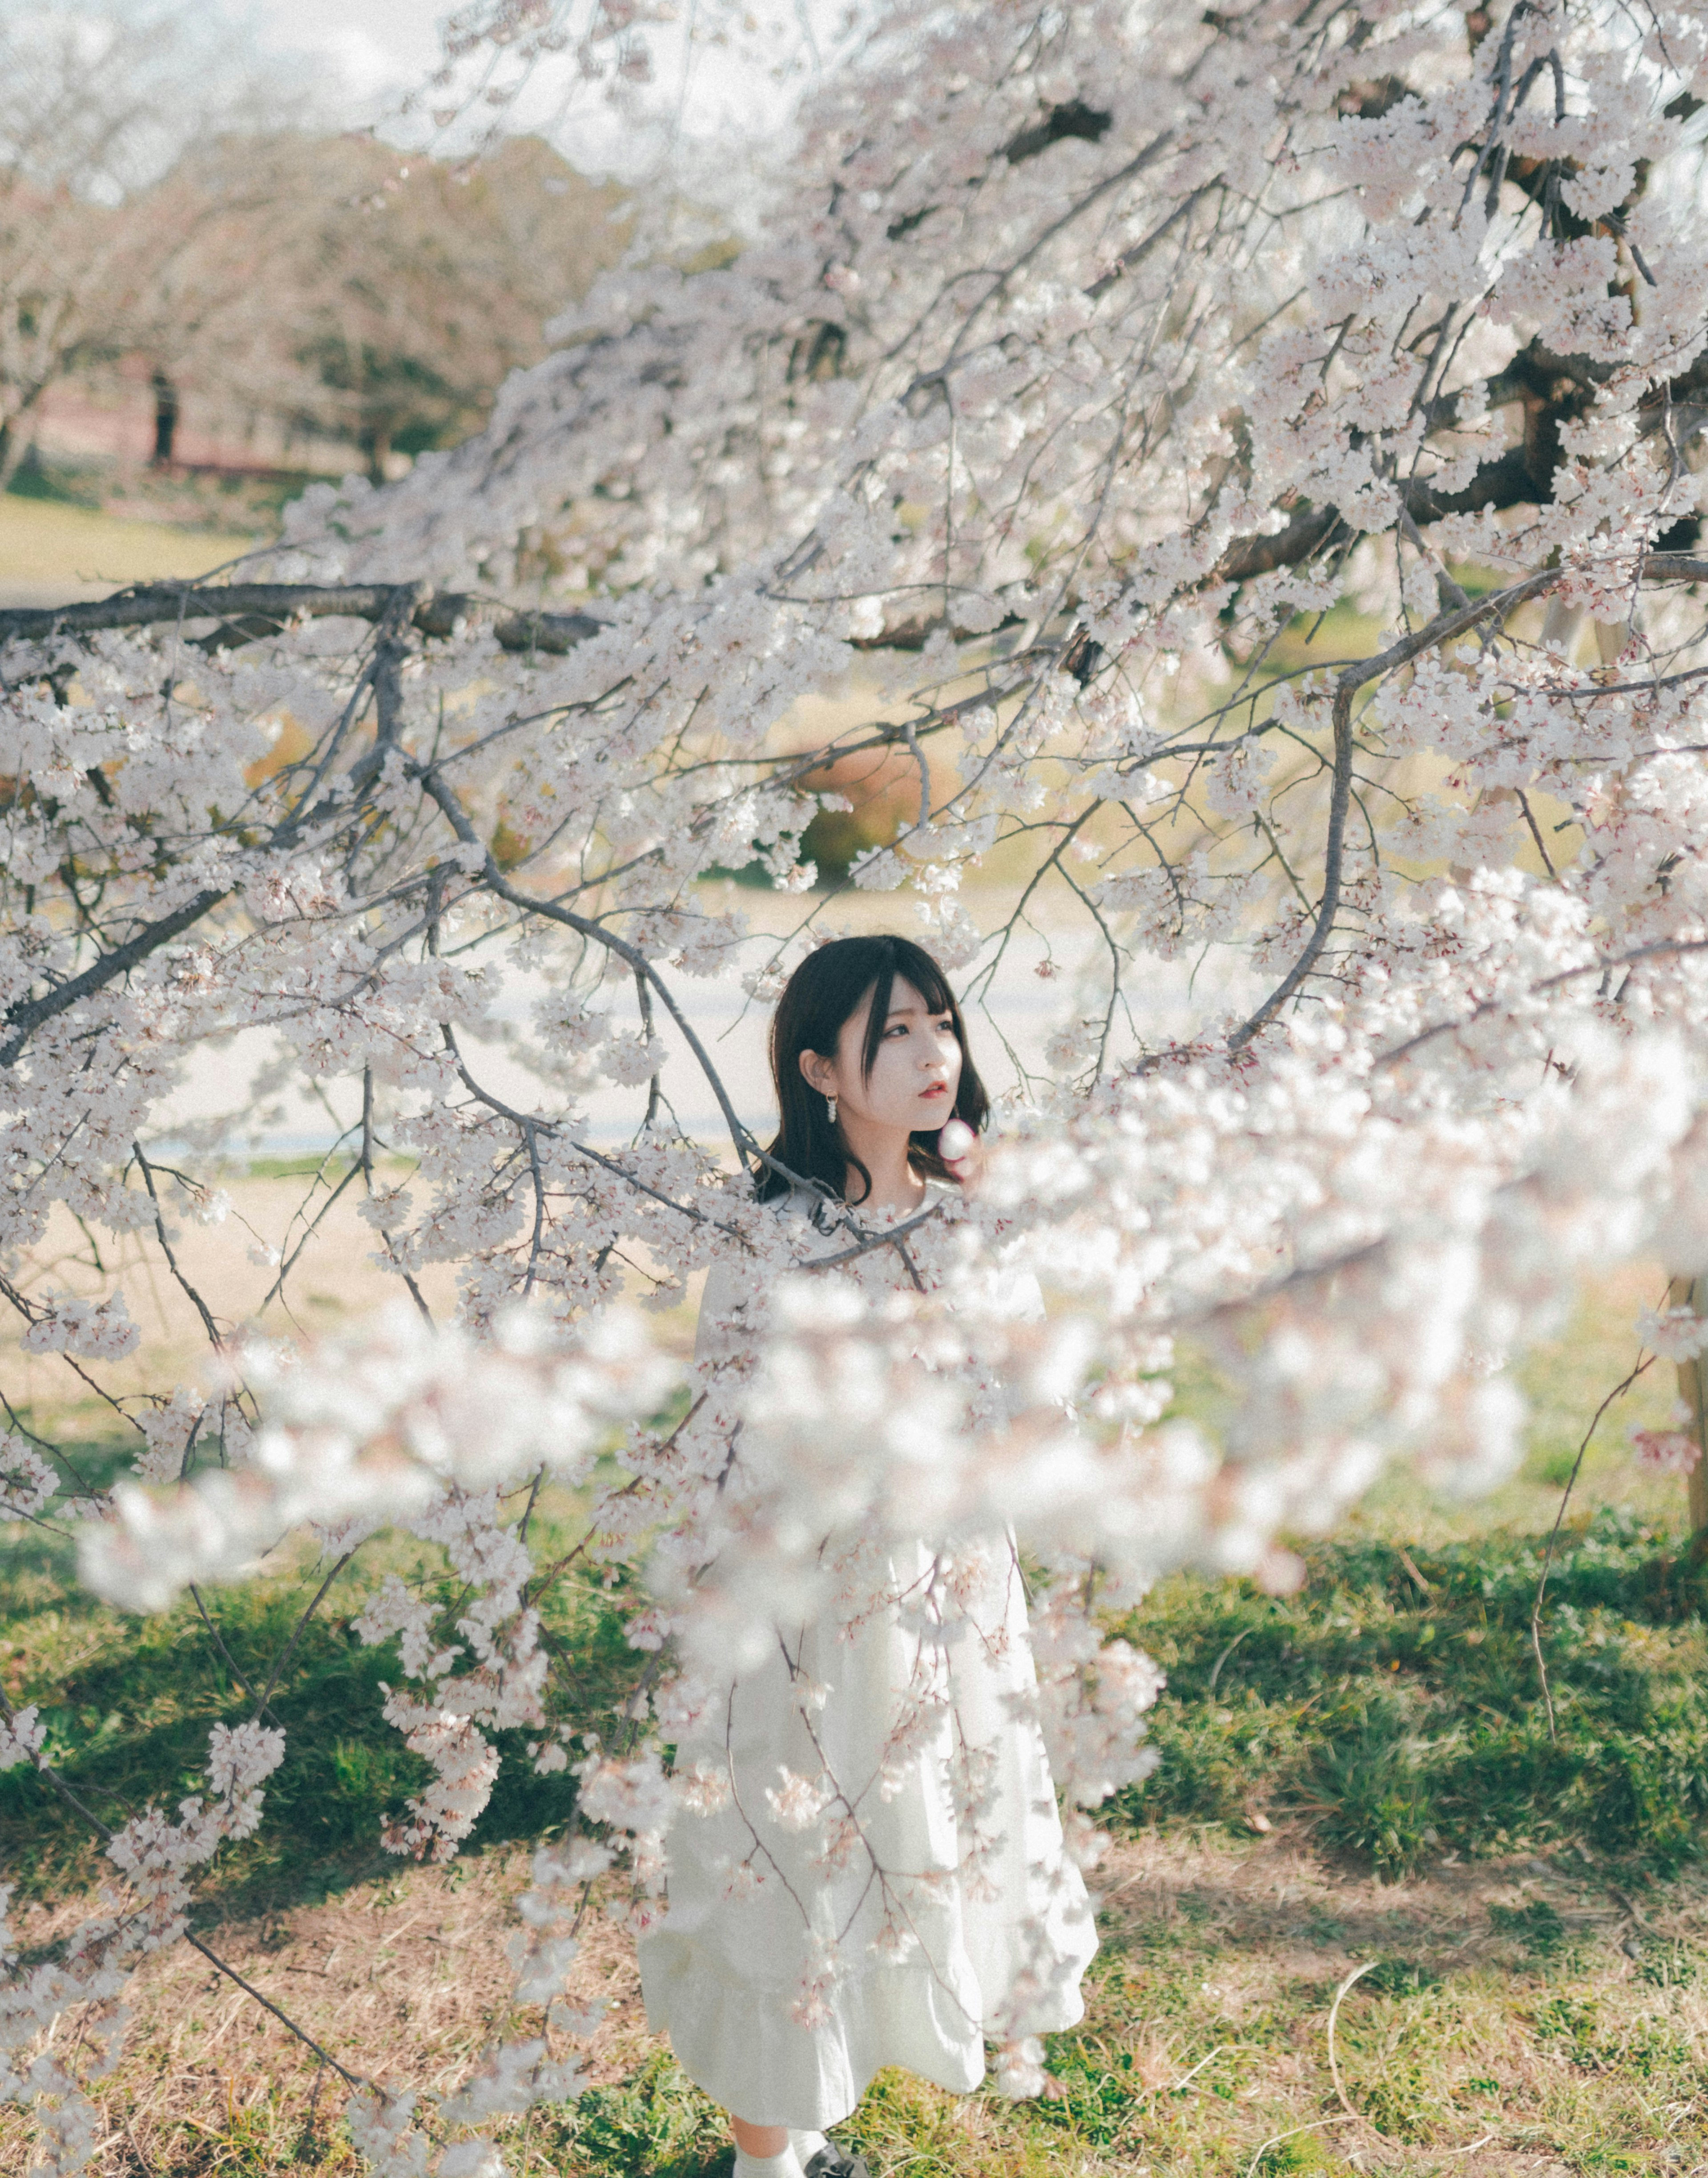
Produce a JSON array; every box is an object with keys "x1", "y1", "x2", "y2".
[
  {"x1": 255, "y1": 0, "x2": 440, "y2": 105},
  {"x1": 225, "y1": 0, "x2": 828, "y2": 186}
]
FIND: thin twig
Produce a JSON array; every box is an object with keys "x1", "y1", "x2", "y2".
[
  {"x1": 249, "y1": 1553, "x2": 358, "y2": 1724},
  {"x1": 132, "y1": 1144, "x2": 225, "y2": 1350},
  {"x1": 1516, "y1": 786, "x2": 1559, "y2": 879},
  {"x1": 1227, "y1": 564, "x2": 1579, "y2": 1053},
  {"x1": 0, "y1": 1686, "x2": 367, "y2": 2098},
  {"x1": 1375, "y1": 932, "x2": 1708, "y2": 1072},
  {"x1": 1396, "y1": 1544, "x2": 1434, "y2": 1598},
  {"x1": 122, "y1": 2112, "x2": 155, "y2": 2177},
  {"x1": 1531, "y1": 1345, "x2": 1656, "y2": 1742},
  {"x1": 183, "y1": 1935, "x2": 367, "y2": 2089},
  {"x1": 1207, "y1": 1625, "x2": 1255, "y2": 1695},
  {"x1": 186, "y1": 1585, "x2": 268, "y2": 1714}
]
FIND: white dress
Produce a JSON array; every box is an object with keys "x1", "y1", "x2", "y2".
[{"x1": 635, "y1": 1185, "x2": 1097, "y2": 2129}]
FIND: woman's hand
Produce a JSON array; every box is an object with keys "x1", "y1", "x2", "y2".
[{"x1": 937, "y1": 1116, "x2": 985, "y2": 1191}]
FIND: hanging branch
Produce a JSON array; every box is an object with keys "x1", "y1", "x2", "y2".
[
  {"x1": 0, "y1": 581, "x2": 606, "y2": 656},
  {"x1": 1530, "y1": 1346, "x2": 1657, "y2": 1743}
]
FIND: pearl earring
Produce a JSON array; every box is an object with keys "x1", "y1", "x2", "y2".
[{"x1": 825, "y1": 1093, "x2": 838, "y2": 1125}]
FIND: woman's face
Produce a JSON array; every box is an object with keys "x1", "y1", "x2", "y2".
[{"x1": 802, "y1": 977, "x2": 962, "y2": 1135}]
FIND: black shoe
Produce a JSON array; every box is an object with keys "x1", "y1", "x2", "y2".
[{"x1": 803, "y1": 2148, "x2": 871, "y2": 2178}]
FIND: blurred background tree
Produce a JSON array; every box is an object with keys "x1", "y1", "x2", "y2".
[
  {"x1": 0, "y1": 6, "x2": 631, "y2": 497},
  {"x1": 0, "y1": 6, "x2": 243, "y2": 484},
  {"x1": 254, "y1": 133, "x2": 626, "y2": 482}
]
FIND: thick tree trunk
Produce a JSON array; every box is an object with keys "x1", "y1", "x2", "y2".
[
  {"x1": 150, "y1": 370, "x2": 179, "y2": 467},
  {"x1": 0, "y1": 380, "x2": 52, "y2": 488},
  {"x1": 360, "y1": 421, "x2": 391, "y2": 485},
  {"x1": 1668, "y1": 1274, "x2": 1708, "y2": 1539}
]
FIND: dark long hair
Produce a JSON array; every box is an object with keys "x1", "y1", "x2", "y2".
[{"x1": 757, "y1": 934, "x2": 990, "y2": 1205}]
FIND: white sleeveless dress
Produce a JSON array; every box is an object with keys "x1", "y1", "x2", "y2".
[{"x1": 635, "y1": 1186, "x2": 1097, "y2": 2129}]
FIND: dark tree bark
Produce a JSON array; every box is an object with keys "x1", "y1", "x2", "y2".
[
  {"x1": 150, "y1": 370, "x2": 180, "y2": 468},
  {"x1": 359, "y1": 419, "x2": 391, "y2": 485}
]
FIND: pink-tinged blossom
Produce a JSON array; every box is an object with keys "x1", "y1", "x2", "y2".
[
  {"x1": 1631, "y1": 1429, "x2": 1702, "y2": 1476},
  {"x1": 0, "y1": 1706, "x2": 46, "y2": 1770},
  {"x1": 0, "y1": 1438, "x2": 56, "y2": 1521},
  {"x1": 20, "y1": 1291, "x2": 139, "y2": 1361}
]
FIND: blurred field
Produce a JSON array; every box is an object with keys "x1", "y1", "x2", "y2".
[
  {"x1": 0, "y1": 1162, "x2": 698, "y2": 1443},
  {"x1": 0, "y1": 489, "x2": 258, "y2": 605},
  {"x1": 1, "y1": 1166, "x2": 469, "y2": 1429}
]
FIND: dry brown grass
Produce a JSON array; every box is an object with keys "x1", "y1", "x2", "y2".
[
  {"x1": 4, "y1": 1852, "x2": 654, "y2": 2177},
  {"x1": 12, "y1": 1823, "x2": 1708, "y2": 2177}
]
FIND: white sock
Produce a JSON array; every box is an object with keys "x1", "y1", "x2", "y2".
[
  {"x1": 733, "y1": 2149, "x2": 803, "y2": 2178},
  {"x1": 791, "y1": 2133, "x2": 830, "y2": 2167}
]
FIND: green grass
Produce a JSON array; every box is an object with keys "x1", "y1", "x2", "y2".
[
  {"x1": 1113, "y1": 1511, "x2": 1708, "y2": 1876},
  {"x1": 17, "y1": 1477, "x2": 1697, "y2": 1917},
  {"x1": 11, "y1": 1495, "x2": 1708, "y2": 2174},
  {"x1": 5, "y1": 443, "x2": 314, "y2": 528},
  {"x1": 1, "y1": 1459, "x2": 648, "y2": 1915},
  {"x1": 479, "y1": 1853, "x2": 1708, "y2": 2176}
]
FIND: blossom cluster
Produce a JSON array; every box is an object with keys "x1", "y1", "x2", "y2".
[{"x1": 0, "y1": 1719, "x2": 282, "y2": 2176}]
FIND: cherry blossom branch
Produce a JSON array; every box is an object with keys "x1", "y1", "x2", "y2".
[
  {"x1": 0, "y1": 581, "x2": 605, "y2": 657},
  {"x1": 1225, "y1": 557, "x2": 1681, "y2": 1050},
  {"x1": 440, "y1": 1029, "x2": 751, "y2": 1242},
  {"x1": 0, "y1": 882, "x2": 230, "y2": 1070},
  {"x1": 249, "y1": 1553, "x2": 359, "y2": 1724},
  {"x1": 182, "y1": 1936, "x2": 369, "y2": 2090},
  {"x1": 411, "y1": 764, "x2": 761, "y2": 1168},
  {"x1": 1374, "y1": 936, "x2": 1708, "y2": 1071},
  {"x1": 131, "y1": 1142, "x2": 226, "y2": 1350}
]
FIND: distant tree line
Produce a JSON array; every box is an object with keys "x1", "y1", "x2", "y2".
[{"x1": 0, "y1": 9, "x2": 629, "y2": 486}]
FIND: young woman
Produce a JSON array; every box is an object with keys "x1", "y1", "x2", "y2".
[{"x1": 636, "y1": 934, "x2": 1096, "y2": 2178}]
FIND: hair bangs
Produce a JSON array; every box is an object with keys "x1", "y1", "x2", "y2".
[{"x1": 857, "y1": 939, "x2": 954, "y2": 1081}]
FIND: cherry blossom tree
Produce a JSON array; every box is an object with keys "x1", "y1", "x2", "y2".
[
  {"x1": 138, "y1": 130, "x2": 629, "y2": 485},
  {"x1": 0, "y1": 5, "x2": 295, "y2": 484},
  {"x1": 8, "y1": 0, "x2": 1708, "y2": 2168}
]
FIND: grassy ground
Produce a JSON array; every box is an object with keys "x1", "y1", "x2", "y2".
[
  {"x1": 19, "y1": 1819, "x2": 1708, "y2": 2178},
  {"x1": 4, "y1": 1264, "x2": 1707, "y2": 2176},
  {"x1": 1124, "y1": 1512, "x2": 1708, "y2": 1877},
  {"x1": 0, "y1": 1478, "x2": 647, "y2": 1914},
  {"x1": 0, "y1": 464, "x2": 262, "y2": 602}
]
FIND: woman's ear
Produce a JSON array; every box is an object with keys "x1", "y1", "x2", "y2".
[{"x1": 800, "y1": 1048, "x2": 835, "y2": 1096}]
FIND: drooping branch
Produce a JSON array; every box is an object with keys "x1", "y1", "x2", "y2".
[
  {"x1": 0, "y1": 882, "x2": 231, "y2": 1070},
  {"x1": 1214, "y1": 353, "x2": 1708, "y2": 587},
  {"x1": 1221, "y1": 556, "x2": 1708, "y2": 1051},
  {"x1": 0, "y1": 588, "x2": 610, "y2": 1073},
  {"x1": 0, "y1": 581, "x2": 607, "y2": 656},
  {"x1": 411, "y1": 762, "x2": 765, "y2": 1171}
]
